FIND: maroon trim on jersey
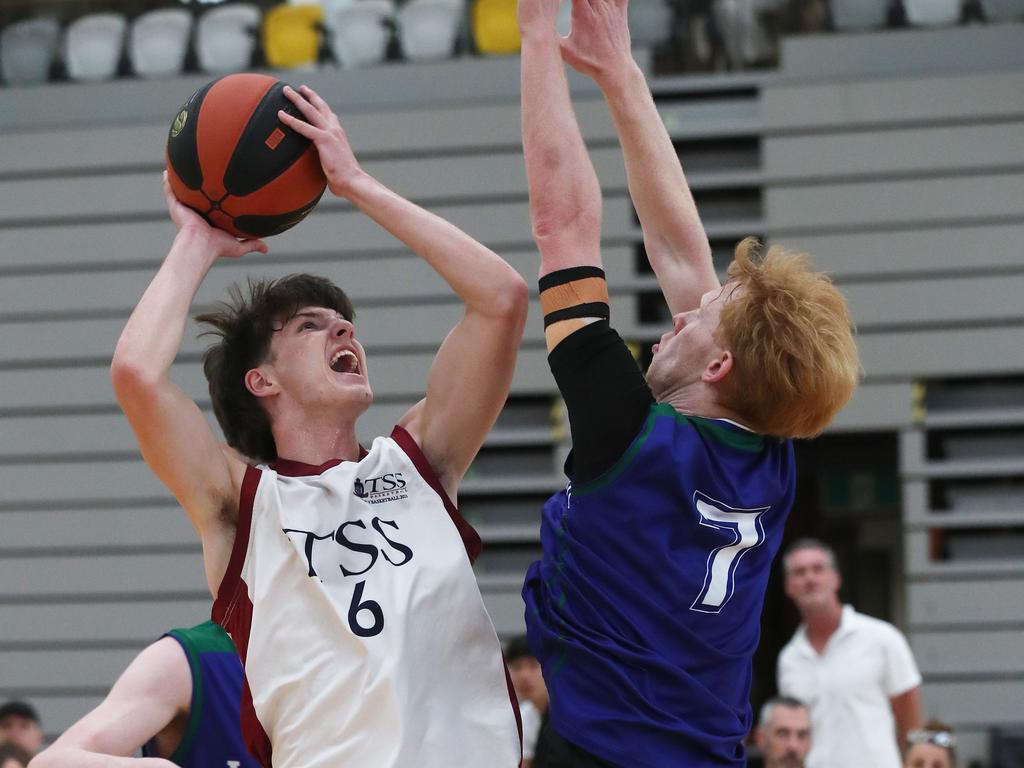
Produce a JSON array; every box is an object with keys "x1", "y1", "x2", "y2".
[
  {"x1": 270, "y1": 445, "x2": 369, "y2": 477},
  {"x1": 212, "y1": 463, "x2": 260, "y2": 626},
  {"x1": 503, "y1": 659, "x2": 524, "y2": 762},
  {"x1": 210, "y1": 464, "x2": 273, "y2": 766},
  {"x1": 390, "y1": 425, "x2": 483, "y2": 564}
]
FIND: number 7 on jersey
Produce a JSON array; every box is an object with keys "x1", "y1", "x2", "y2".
[{"x1": 690, "y1": 491, "x2": 769, "y2": 614}]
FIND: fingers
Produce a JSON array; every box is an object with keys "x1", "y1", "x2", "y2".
[
  {"x1": 277, "y1": 108, "x2": 317, "y2": 140},
  {"x1": 298, "y1": 84, "x2": 331, "y2": 115},
  {"x1": 281, "y1": 84, "x2": 323, "y2": 127}
]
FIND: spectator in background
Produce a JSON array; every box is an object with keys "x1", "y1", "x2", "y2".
[
  {"x1": 505, "y1": 636, "x2": 573, "y2": 767},
  {"x1": 28, "y1": 620, "x2": 258, "y2": 768},
  {"x1": 777, "y1": 539, "x2": 922, "y2": 768},
  {"x1": 0, "y1": 702, "x2": 43, "y2": 756},
  {"x1": 0, "y1": 742, "x2": 32, "y2": 768},
  {"x1": 756, "y1": 696, "x2": 812, "y2": 768},
  {"x1": 905, "y1": 721, "x2": 957, "y2": 768}
]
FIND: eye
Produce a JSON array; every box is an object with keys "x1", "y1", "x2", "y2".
[{"x1": 300, "y1": 321, "x2": 316, "y2": 331}]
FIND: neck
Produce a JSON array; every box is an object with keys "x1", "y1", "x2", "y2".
[
  {"x1": 656, "y1": 385, "x2": 746, "y2": 426},
  {"x1": 803, "y1": 599, "x2": 843, "y2": 645},
  {"x1": 270, "y1": 412, "x2": 361, "y2": 466}
]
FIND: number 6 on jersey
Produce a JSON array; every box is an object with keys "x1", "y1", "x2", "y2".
[{"x1": 690, "y1": 492, "x2": 769, "y2": 614}]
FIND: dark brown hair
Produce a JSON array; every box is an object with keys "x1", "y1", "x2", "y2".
[{"x1": 196, "y1": 274, "x2": 355, "y2": 463}]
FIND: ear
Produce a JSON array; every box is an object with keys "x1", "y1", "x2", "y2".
[
  {"x1": 702, "y1": 350, "x2": 734, "y2": 384},
  {"x1": 244, "y1": 366, "x2": 277, "y2": 399}
]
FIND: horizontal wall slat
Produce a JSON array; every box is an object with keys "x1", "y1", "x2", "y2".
[
  {"x1": 828, "y1": 382, "x2": 912, "y2": 431},
  {"x1": 0, "y1": 347, "x2": 553, "y2": 413},
  {"x1": 0, "y1": 100, "x2": 621, "y2": 175},
  {"x1": 0, "y1": 149, "x2": 627, "y2": 224},
  {"x1": 0, "y1": 552, "x2": 208, "y2": 597},
  {"x1": 0, "y1": 197, "x2": 634, "y2": 271},
  {"x1": 0, "y1": 600, "x2": 212, "y2": 644},
  {"x1": 0, "y1": 247, "x2": 636, "y2": 317},
  {"x1": 774, "y1": 223, "x2": 1024, "y2": 278},
  {"x1": 766, "y1": 173, "x2": 1024, "y2": 233},
  {"x1": 4, "y1": 272, "x2": 1021, "y2": 363},
  {"x1": 3, "y1": 648, "x2": 143, "y2": 690},
  {"x1": 912, "y1": 630, "x2": 1024, "y2": 676},
  {"x1": 921, "y1": 680, "x2": 1024, "y2": 727},
  {"x1": 1, "y1": 506, "x2": 197, "y2": 550},
  {"x1": 763, "y1": 70, "x2": 1024, "y2": 131},
  {"x1": 764, "y1": 122, "x2": 1024, "y2": 181},
  {"x1": 909, "y1": 579, "x2": 1024, "y2": 626}
]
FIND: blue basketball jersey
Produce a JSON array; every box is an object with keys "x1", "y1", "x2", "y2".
[
  {"x1": 523, "y1": 403, "x2": 796, "y2": 767},
  {"x1": 143, "y1": 621, "x2": 259, "y2": 768}
]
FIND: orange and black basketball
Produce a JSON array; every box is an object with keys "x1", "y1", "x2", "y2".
[{"x1": 166, "y1": 73, "x2": 326, "y2": 238}]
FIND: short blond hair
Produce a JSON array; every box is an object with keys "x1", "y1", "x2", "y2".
[{"x1": 716, "y1": 238, "x2": 860, "y2": 438}]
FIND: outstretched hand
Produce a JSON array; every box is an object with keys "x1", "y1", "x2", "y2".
[
  {"x1": 278, "y1": 84, "x2": 363, "y2": 199},
  {"x1": 559, "y1": 0, "x2": 634, "y2": 84},
  {"x1": 162, "y1": 171, "x2": 267, "y2": 259}
]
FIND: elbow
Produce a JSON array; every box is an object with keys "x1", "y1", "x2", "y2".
[
  {"x1": 110, "y1": 347, "x2": 161, "y2": 407},
  {"x1": 491, "y1": 271, "x2": 530, "y2": 326}
]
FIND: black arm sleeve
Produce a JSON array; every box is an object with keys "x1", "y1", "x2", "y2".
[{"x1": 548, "y1": 321, "x2": 655, "y2": 484}]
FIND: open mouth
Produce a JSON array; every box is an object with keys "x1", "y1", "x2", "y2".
[{"x1": 329, "y1": 349, "x2": 360, "y2": 375}]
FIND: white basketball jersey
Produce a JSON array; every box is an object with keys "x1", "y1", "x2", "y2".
[{"x1": 213, "y1": 426, "x2": 522, "y2": 768}]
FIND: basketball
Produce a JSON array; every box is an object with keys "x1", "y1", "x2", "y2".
[{"x1": 166, "y1": 72, "x2": 327, "y2": 239}]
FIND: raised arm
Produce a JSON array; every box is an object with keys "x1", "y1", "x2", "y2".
[
  {"x1": 519, "y1": 0, "x2": 603, "y2": 283},
  {"x1": 278, "y1": 86, "x2": 528, "y2": 497},
  {"x1": 28, "y1": 638, "x2": 190, "y2": 768},
  {"x1": 560, "y1": 0, "x2": 719, "y2": 315},
  {"x1": 110, "y1": 180, "x2": 262, "y2": 593}
]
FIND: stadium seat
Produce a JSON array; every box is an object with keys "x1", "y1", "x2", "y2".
[
  {"x1": 397, "y1": 0, "x2": 463, "y2": 61},
  {"x1": 903, "y1": 0, "x2": 961, "y2": 25},
  {"x1": 472, "y1": 0, "x2": 519, "y2": 55},
  {"x1": 129, "y1": 8, "x2": 193, "y2": 78},
  {"x1": 326, "y1": 0, "x2": 395, "y2": 68},
  {"x1": 64, "y1": 12, "x2": 128, "y2": 82},
  {"x1": 196, "y1": 3, "x2": 261, "y2": 74},
  {"x1": 829, "y1": 0, "x2": 889, "y2": 30},
  {"x1": 629, "y1": 0, "x2": 673, "y2": 48},
  {"x1": 713, "y1": 0, "x2": 776, "y2": 67},
  {"x1": 980, "y1": 0, "x2": 1024, "y2": 20},
  {"x1": 263, "y1": 2, "x2": 324, "y2": 69},
  {"x1": 0, "y1": 17, "x2": 60, "y2": 86}
]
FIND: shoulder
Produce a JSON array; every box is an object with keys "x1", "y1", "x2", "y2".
[
  {"x1": 846, "y1": 607, "x2": 909, "y2": 646},
  {"x1": 777, "y1": 630, "x2": 807, "y2": 665}
]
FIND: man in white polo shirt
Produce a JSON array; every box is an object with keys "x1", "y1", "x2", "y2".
[{"x1": 777, "y1": 539, "x2": 922, "y2": 768}]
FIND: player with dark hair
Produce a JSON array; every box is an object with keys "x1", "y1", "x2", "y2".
[
  {"x1": 517, "y1": 0, "x2": 860, "y2": 765},
  {"x1": 28, "y1": 621, "x2": 259, "y2": 768},
  {"x1": 111, "y1": 84, "x2": 526, "y2": 767}
]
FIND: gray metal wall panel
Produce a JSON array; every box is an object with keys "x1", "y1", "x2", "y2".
[{"x1": 912, "y1": 630, "x2": 1024, "y2": 675}]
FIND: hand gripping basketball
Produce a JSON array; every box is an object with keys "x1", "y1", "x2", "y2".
[
  {"x1": 166, "y1": 73, "x2": 328, "y2": 239},
  {"x1": 162, "y1": 171, "x2": 267, "y2": 260}
]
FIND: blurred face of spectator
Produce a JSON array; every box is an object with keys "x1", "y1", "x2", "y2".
[
  {"x1": 0, "y1": 714, "x2": 43, "y2": 754},
  {"x1": 508, "y1": 655, "x2": 547, "y2": 710},
  {"x1": 2, "y1": 759, "x2": 26, "y2": 768},
  {"x1": 784, "y1": 546, "x2": 840, "y2": 614},
  {"x1": 758, "y1": 704, "x2": 811, "y2": 768},
  {"x1": 905, "y1": 743, "x2": 953, "y2": 768}
]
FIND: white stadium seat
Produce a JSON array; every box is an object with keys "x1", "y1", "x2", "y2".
[
  {"x1": 397, "y1": 0, "x2": 464, "y2": 61},
  {"x1": 129, "y1": 8, "x2": 193, "y2": 78},
  {"x1": 327, "y1": 0, "x2": 396, "y2": 68},
  {"x1": 830, "y1": 0, "x2": 889, "y2": 30},
  {"x1": 196, "y1": 3, "x2": 261, "y2": 74},
  {"x1": 64, "y1": 12, "x2": 127, "y2": 82},
  {"x1": 904, "y1": 0, "x2": 961, "y2": 26},
  {"x1": 0, "y1": 17, "x2": 59, "y2": 86},
  {"x1": 980, "y1": 0, "x2": 1024, "y2": 20}
]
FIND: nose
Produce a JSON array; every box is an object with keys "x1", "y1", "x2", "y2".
[{"x1": 330, "y1": 317, "x2": 354, "y2": 338}]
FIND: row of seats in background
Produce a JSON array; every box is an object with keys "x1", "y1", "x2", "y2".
[
  {"x1": 0, "y1": 0, "x2": 679, "y2": 87},
  {"x1": 1, "y1": 0, "x2": 1022, "y2": 87}
]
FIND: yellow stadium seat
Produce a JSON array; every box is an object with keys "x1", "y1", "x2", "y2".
[
  {"x1": 471, "y1": 0, "x2": 520, "y2": 55},
  {"x1": 263, "y1": 3, "x2": 324, "y2": 69}
]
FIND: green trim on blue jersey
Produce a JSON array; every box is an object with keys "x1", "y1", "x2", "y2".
[
  {"x1": 673, "y1": 410, "x2": 768, "y2": 453},
  {"x1": 165, "y1": 621, "x2": 235, "y2": 764}
]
